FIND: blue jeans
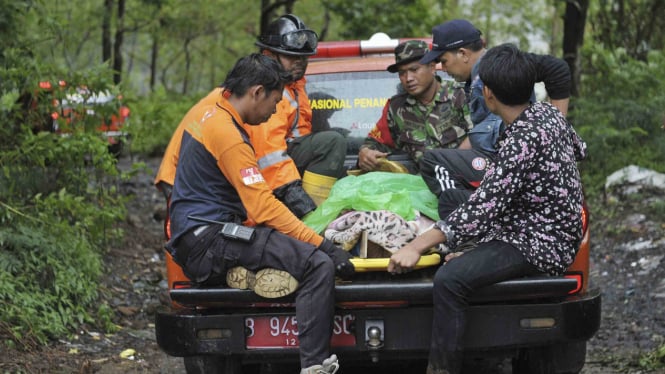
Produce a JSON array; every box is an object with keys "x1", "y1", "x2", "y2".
[{"x1": 428, "y1": 240, "x2": 541, "y2": 373}]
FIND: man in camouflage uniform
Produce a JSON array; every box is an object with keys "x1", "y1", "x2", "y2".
[{"x1": 357, "y1": 40, "x2": 470, "y2": 172}]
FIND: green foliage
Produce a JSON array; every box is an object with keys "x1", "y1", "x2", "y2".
[
  {"x1": 1, "y1": 19, "x2": 130, "y2": 345},
  {"x1": 591, "y1": 0, "x2": 665, "y2": 61},
  {"x1": 323, "y1": 0, "x2": 441, "y2": 39},
  {"x1": 0, "y1": 132, "x2": 128, "y2": 346},
  {"x1": 95, "y1": 302, "x2": 120, "y2": 334},
  {"x1": 320, "y1": 0, "x2": 558, "y2": 53},
  {"x1": 571, "y1": 46, "x2": 665, "y2": 198},
  {"x1": 0, "y1": 218, "x2": 102, "y2": 347},
  {"x1": 639, "y1": 343, "x2": 665, "y2": 370},
  {"x1": 127, "y1": 86, "x2": 201, "y2": 156},
  {"x1": 1, "y1": 129, "x2": 120, "y2": 199},
  {"x1": 456, "y1": 0, "x2": 558, "y2": 53},
  {"x1": 0, "y1": 129, "x2": 128, "y2": 347},
  {"x1": 0, "y1": 0, "x2": 32, "y2": 52}
]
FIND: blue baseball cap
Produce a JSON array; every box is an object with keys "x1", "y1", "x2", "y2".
[{"x1": 419, "y1": 19, "x2": 482, "y2": 64}]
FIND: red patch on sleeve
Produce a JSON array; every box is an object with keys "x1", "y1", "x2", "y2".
[
  {"x1": 240, "y1": 167, "x2": 265, "y2": 185},
  {"x1": 368, "y1": 102, "x2": 395, "y2": 147}
]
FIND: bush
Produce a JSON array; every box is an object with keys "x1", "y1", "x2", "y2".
[
  {"x1": 639, "y1": 344, "x2": 665, "y2": 370},
  {"x1": 571, "y1": 46, "x2": 665, "y2": 199},
  {"x1": 0, "y1": 132, "x2": 127, "y2": 347},
  {"x1": 126, "y1": 86, "x2": 200, "y2": 157},
  {"x1": 1, "y1": 65, "x2": 129, "y2": 347},
  {"x1": 0, "y1": 220, "x2": 101, "y2": 348}
]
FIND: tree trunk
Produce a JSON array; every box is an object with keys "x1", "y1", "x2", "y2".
[
  {"x1": 150, "y1": 35, "x2": 159, "y2": 92},
  {"x1": 319, "y1": 8, "x2": 330, "y2": 42},
  {"x1": 112, "y1": 0, "x2": 125, "y2": 84},
  {"x1": 182, "y1": 38, "x2": 191, "y2": 95},
  {"x1": 563, "y1": 0, "x2": 589, "y2": 97},
  {"x1": 102, "y1": 0, "x2": 113, "y2": 63}
]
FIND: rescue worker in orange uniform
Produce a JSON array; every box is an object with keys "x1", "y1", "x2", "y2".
[
  {"x1": 155, "y1": 14, "x2": 345, "y2": 216},
  {"x1": 166, "y1": 53, "x2": 352, "y2": 374},
  {"x1": 250, "y1": 14, "x2": 347, "y2": 205},
  {"x1": 154, "y1": 87, "x2": 315, "y2": 220}
]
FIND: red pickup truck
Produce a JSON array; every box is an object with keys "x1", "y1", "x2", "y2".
[{"x1": 155, "y1": 33, "x2": 601, "y2": 374}]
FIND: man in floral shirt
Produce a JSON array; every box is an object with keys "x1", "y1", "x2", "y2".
[{"x1": 388, "y1": 43, "x2": 587, "y2": 374}]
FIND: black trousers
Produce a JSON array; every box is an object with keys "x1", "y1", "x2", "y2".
[
  {"x1": 172, "y1": 224, "x2": 335, "y2": 369},
  {"x1": 429, "y1": 241, "x2": 541, "y2": 373},
  {"x1": 419, "y1": 148, "x2": 493, "y2": 218}
]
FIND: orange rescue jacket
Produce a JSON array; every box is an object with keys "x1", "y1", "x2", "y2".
[
  {"x1": 154, "y1": 88, "x2": 223, "y2": 187},
  {"x1": 240, "y1": 78, "x2": 312, "y2": 190}
]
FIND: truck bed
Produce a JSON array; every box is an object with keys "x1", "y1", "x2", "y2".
[
  {"x1": 156, "y1": 268, "x2": 601, "y2": 363},
  {"x1": 168, "y1": 269, "x2": 584, "y2": 307}
]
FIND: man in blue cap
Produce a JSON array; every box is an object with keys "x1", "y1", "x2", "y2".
[{"x1": 417, "y1": 19, "x2": 572, "y2": 220}]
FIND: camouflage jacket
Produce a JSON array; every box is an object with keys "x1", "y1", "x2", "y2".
[{"x1": 363, "y1": 79, "x2": 470, "y2": 163}]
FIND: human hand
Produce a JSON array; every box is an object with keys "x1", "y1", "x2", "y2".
[
  {"x1": 318, "y1": 239, "x2": 355, "y2": 278},
  {"x1": 358, "y1": 147, "x2": 389, "y2": 172},
  {"x1": 388, "y1": 245, "x2": 421, "y2": 274}
]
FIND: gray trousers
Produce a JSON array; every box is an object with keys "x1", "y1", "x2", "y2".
[{"x1": 172, "y1": 224, "x2": 335, "y2": 368}]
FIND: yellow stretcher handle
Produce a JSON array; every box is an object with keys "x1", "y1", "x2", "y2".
[{"x1": 350, "y1": 253, "x2": 441, "y2": 272}]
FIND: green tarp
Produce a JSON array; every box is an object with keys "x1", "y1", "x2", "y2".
[{"x1": 303, "y1": 172, "x2": 440, "y2": 233}]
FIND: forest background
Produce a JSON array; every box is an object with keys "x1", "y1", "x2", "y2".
[{"x1": 0, "y1": 0, "x2": 664, "y2": 368}]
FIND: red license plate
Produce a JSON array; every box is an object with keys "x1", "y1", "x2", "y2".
[{"x1": 245, "y1": 314, "x2": 356, "y2": 349}]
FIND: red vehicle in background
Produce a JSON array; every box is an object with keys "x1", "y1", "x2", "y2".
[{"x1": 25, "y1": 80, "x2": 130, "y2": 155}]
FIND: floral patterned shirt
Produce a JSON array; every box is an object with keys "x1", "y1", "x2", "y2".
[{"x1": 437, "y1": 102, "x2": 587, "y2": 275}]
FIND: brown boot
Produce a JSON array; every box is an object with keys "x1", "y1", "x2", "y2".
[{"x1": 226, "y1": 267, "x2": 298, "y2": 298}]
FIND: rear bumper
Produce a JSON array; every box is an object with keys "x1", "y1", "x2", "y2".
[{"x1": 155, "y1": 288, "x2": 601, "y2": 364}]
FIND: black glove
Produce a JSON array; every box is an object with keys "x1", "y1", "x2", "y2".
[
  {"x1": 273, "y1": 180, "x2": 317, "y2": 218},
  {"x1": 318, "y1": 239, "x2": 355, "y2": 278}
]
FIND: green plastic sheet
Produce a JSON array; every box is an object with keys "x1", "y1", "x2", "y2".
[{"x1": 303, "y1": 171, "x2": 440, "y2": 233}]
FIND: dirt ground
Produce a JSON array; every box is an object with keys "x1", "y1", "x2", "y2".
[{"x1": 1, "y1": 155, "x2": 664, "y2": 374}]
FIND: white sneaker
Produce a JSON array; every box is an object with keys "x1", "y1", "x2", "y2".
[{"x1": 300, "y1": 354, "x2": 340, "y2": 374}]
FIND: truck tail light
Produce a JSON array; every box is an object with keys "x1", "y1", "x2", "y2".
[
  {"x1": 581, "y1": 202, "x2": 589, "y2": 234},
  {"x1": 564, "y1": 272, "x2": 583, "y2": 294}
]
